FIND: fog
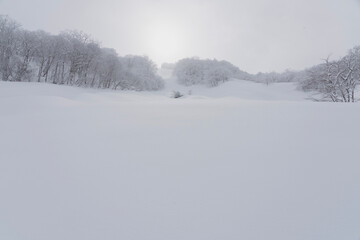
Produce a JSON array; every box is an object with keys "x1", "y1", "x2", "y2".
[{"x1": 1, "y1": 0, "x2": 360, "y2": 73}]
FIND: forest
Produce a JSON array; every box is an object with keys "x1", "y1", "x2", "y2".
[{"x1": 0, "y1": 15, "x2": 164, "y2": 91}]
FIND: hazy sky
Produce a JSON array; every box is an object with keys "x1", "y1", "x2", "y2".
[{"x1": 1, "y1": 0, "x2": 360, "y2": 73}]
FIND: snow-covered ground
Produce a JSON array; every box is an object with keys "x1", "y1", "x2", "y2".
[
  {"x1": 1, "y1": 80, "x2": 360, "y2": 240},
  {"x1": 163, "y1": 78, "x2": 308, "y2": 101}
]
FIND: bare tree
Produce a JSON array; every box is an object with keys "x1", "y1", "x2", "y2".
[
  {"x1": 300, "y1": 47, "x2": 360, "y2": 102},
  {"x1": 0, "y1": 15, "x2": 20, "y2": 81},
  {"x1": 14, "y1": 30, "x2": 38, "y2": 81}
]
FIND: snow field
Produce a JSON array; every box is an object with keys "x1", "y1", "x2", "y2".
[{"x1": 0, "y1": 81, "x2": 359, "y2": 240}]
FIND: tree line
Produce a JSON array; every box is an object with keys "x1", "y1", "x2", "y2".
[
  {"x1": 172, "y1": 47, "x2": 360, "y2": 102},
  {"x1": 173, "y1": 58, "x2": 252, "y2": 87},
  {"x1": 0, "y1": 15, "x2": 164, "y2": 91}
]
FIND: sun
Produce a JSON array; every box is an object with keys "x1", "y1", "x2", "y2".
[{"x1": 144, "y1": 22, "x2": 186, "y2": 65}]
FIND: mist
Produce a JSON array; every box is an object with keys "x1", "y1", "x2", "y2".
[{"x1": 1, "y1": 0, "x2": 360, "y2": 73}]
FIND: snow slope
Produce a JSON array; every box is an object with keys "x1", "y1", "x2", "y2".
[
  {"x1": 163, "y1": 79, "x2": 308, "y2": 101},
  {"x1": 0, "y1": 81, "x2": 359, "y2": 240},
  {"x1": 158, "y1": 68, "x2": 308, "y2": 101}
]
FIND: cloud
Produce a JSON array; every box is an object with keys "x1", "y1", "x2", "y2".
[{"x1": 1, "y1": 0, "x2": 360, "y2": 73}]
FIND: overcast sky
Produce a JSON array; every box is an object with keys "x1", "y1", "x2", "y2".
[{"x1": 1, "y1": 0, "x2": 360, "y2": 73}]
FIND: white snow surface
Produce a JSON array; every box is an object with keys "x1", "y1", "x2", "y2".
[{"x1": 0, "y1": 80, "x2": 360, "y2": 240}]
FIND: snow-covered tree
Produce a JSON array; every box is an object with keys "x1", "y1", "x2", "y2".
[
  {"x1": 300, "y1": 47, "x2": 360, "y2": 102},
  {"x1": 173, "y1": 58, "x2": 250, "y2": 87},
  {"x1": 0, "y1": 15, "x2": 20, "y2": 81},
  {"x1": 119, "y1": 55, "x2": 164, "y2": 91},
  {"x1": 0, "y1": 15, "x2": 164, "y2": 91}
]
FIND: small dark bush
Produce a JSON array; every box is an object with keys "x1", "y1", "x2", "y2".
[{"x1": 171, "y1": 91, "x2": 184, "y2": 98}]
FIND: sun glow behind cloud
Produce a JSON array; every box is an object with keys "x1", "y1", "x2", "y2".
[{"x1": 143, "y1": 20, "x2": 189, "y2": 65}]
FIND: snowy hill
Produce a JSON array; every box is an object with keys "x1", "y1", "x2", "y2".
[
  {"x1": 158, "y1": 66, "x2": 308, "y2": 101},
  {"x1": 162, "y1": 78, "x2": 308, "y2": 101},
  {"x1": 1, "y1": 81, "x2": 360, "y2": 240}
]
